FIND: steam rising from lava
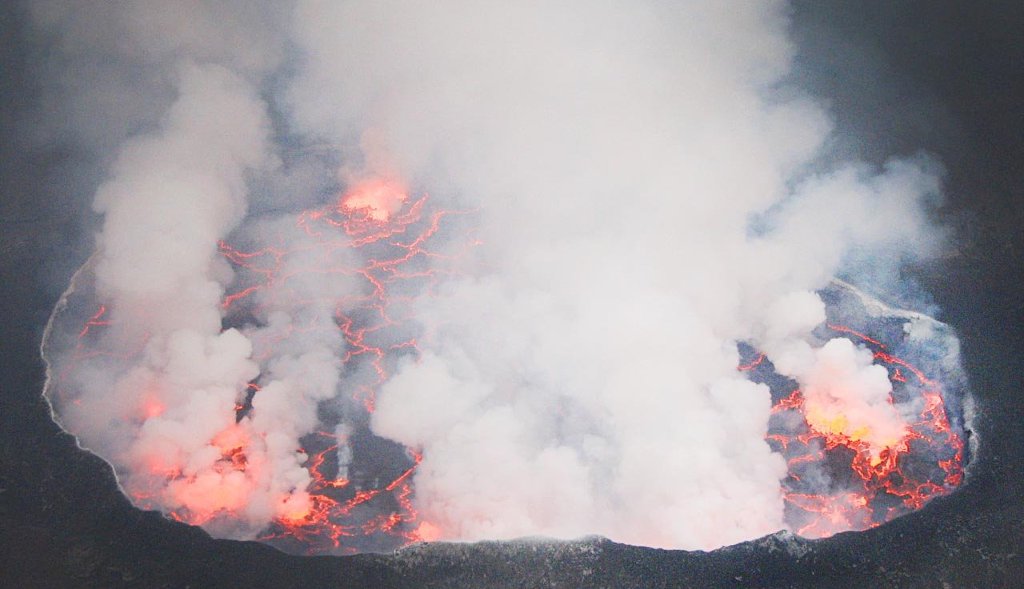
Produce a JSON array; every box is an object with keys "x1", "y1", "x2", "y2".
[{"x1": 37, "y1": 0, "x2": 967, "y2": 553}]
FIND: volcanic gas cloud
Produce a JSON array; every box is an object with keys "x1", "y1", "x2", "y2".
[{"x1": 38, "y1": 0, "x2": 968, "y2": 554}]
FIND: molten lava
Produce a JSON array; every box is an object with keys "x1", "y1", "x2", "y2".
[
  {"x1": 339, "y1": 178, "x2": 408, "y2": 223},
  {"x1": 750, "y1": 326, "x2": 964, "y2": 538},
  {"x1": 216, "y1": 180, "x2": 467, "y2": 553},
  {"x1": 58, "y1": 177, "x2": 964, "y2": 553},
  {"x1": 57, "y1": 179, "x2": 469, "y2": 554}
]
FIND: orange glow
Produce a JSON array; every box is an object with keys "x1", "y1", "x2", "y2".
[
  {"x1": 139, "y1": 394, "x2": 166, "y2": 419},
  {"x1": 69, "y1": 165, "x2": 964, "y2": 553},
  {"x1": 168, "y1": 471, "x2": 251, "y2": 520},
  {"x1": 340, "y1": 178, "x2": 408, "y2": 222},
  {"x1": 276, "y1": 493, "x2": 314, "y2": 524},
  {"x1": 211, "y1": 424, "x2": 249, "y2": 453},
  {"x1": 220, "y1": 180, "x2": 466, "y2": 553},
  {"x1": 68, "y1": 175, "x2": 471, "y2": 553},
  {"x1": 802, "y1": 405, "x2": 904, "y2": 458},
  {"x1": 144, "y1": 456, "x2": 181, "y2": 478},
  {"x1": 414, "y1": 520, "x2": 442, "y2": 542},
  {"x1": 755, "y1": 324, "x2": 964, "y2": 540}
]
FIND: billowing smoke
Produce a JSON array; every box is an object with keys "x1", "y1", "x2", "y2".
[{"x1": 37, "y1": 0, "x2": 966, "y2": 553}]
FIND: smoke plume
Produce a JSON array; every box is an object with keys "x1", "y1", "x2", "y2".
[{"x1": 37, "y1": 0, "x2": 963, "y2": 552}]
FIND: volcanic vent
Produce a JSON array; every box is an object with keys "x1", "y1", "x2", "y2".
[{"x1": 745, "y1": 281, "x2": 968, "y2": 538}]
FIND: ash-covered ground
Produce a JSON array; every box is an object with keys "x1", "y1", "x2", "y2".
[{"x1": 2, "y1": 1, "x2": 1022, "y2": 587}]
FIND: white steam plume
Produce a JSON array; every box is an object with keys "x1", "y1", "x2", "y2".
[
  {"x1": 33, "y1": 1, "x2": 330, "y2": 537},
  {"x1": 39, "y1": 0, "x2": 949, "y2": 550},
  {"x1": 288, "y1": 0, "x2": 942, "y2": 548}
]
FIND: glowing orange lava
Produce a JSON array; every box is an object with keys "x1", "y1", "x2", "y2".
[
  {"x1": 216, "y1": 180, "x2": 471, "y2": 552},
  {"x1": 760, "y1": 326, "x2": 964, "y2": 539},
  {"x1": 339, "y1": 178, "x2": 408, "y2": 223},
  {"x1": 139, "y1": 393, "x2": 166, "y2": 419},
  {"x1": 61, "y1": 176, "x2": 963, "y2": 552},
  {"x1": 57, "y1": 176, "x2": 479, "y2": 553},
  {"x1": 413, "y1": 520, "x2": 442, "y2": 542}
]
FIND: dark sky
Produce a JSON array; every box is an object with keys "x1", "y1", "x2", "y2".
[
  {"x1": 1, "y1": 2, "x2": 1022, "y2": 587},
  {"x1": 793, "y1": 1, "x2": 1023, "y2": 382}
]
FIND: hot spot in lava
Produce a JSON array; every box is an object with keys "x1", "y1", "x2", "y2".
[{"x1": 743, "y1": 318, "x2": 966, "y2": 538}]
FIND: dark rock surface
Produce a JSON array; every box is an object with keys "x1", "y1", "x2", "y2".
[{"x1": 2, "y1": 2, "x2": 1022, "y2": 587}]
